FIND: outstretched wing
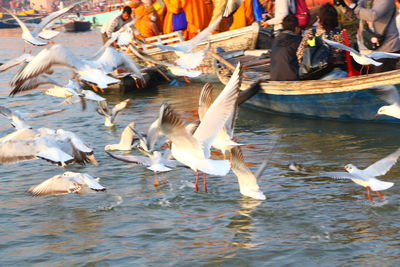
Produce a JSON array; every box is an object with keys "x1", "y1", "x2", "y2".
[
  {"x1": 367, "y1": 51, "x2": 400, "y2": 60},
  {"x1": 322, "y1": 38, "x2": 359, "y2": 56},
  {"x1": 371, "y1": 85, "x2": 400, "y2": 105},
  {"x1": 364, "y1": 148, "x2": 400, "y2": 177},
  {"x1": 320, "y1": 171, "x2": 361, "y2": 180},
  {"x1": 105, "y1": 150, "x2": 152, "y2": 166}
]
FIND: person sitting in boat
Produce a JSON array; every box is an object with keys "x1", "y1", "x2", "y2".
[
  {"x1": 296, "y1": 3, "x2": 348, "y2": 80},
  {"x1": 270, "y1": 14, "x2": 302, "y2": 81},
  {"x1": 129, "y1": 0, "x2": 160, "y2": 38},
  {"x1": 101, "y1": 6, "x2": 133, "y2": 44},
  {"x1": 335, "y1": 0, "x2": 400, "y2": 74}
]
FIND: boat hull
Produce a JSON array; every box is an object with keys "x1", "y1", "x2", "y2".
[
  {"x1": 244, "y1": 88, "x2": 400, "y2": 123},
  {"x1": 64, "y1": 21, "x2": 91, "y2": 32},
  {"x1": 61, "y1": 9, "x2": 121, "y2": 26}
]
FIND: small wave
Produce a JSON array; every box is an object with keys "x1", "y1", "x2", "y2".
[{"x1": 96, "y1": 195, "x2": 123, "y2": 211}]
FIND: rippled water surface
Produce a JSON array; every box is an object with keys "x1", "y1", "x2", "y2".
[{"x1": 1, "y1": 29, "x2": 400, "y2": 266}]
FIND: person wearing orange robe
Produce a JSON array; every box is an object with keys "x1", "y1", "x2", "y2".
[
  {"x1": 183, "y1": 0, "x2": 214, "y2": 39},
  {"x1": 129, "y1": 0, "x2": 160, "y2": 38},
  {"x1": 162, "y1": 0, "x2": 183, "y2": 34},
  {"x1": 229, "y1": 0, "x2": 254, "y2": 30}
]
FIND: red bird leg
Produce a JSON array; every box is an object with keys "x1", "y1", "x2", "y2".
[
  {"x1": 366, "y1": 186, "x2": 373, "y2": 201},
  {"x1": 203, "y1": 172, "x2": 207, "y2": 193},
  {"x1": 366, "y1": 65, "x2": 370, "y2": 75},
  {"x1": 375, "y1": 190, "x2": 384, "y2": 200},
  {"x1": 360, "y1": 65, "x2": 364, "y2": 75},
  {"x1": 195, "y1": 170, "x2": 199, "y2": 192}
]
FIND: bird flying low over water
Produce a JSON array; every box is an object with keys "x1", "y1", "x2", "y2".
[
  {"x1": 321, "y1": 148, "x2": 400, "y2": 201},
  {"x1": 28, "y1": 172, "x2": 106, "y2": 196},
  {"x1": 230, "y1": 146, "x2": 266, "y2": 200},
  {"x1": 0, "y1": 127, "x2": 97, "y2": 167},
  {"x1": 96, "y1": 99, "x2": 131, "y2": 127},
  {"x1": 158, "y1": 63, "x2": 242, "y2": 192},
  {"x1": 372, "y1": 85, "x2": 400, "y2": 119},
  {"x1": 104, "y1": 122, "x2": 139, "y2": 151},
  {"x1": 3, "y1": 1, "x2": 85, "y2": 46},
  {"x1": 323, "y1": 39, "x2": 400, "y2": 72},
  {"x1": 10, "y1": 44, "x2": 120, "y2": 92}
]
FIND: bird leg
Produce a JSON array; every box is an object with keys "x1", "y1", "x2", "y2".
[
  {"x1": 223, "y1": 151, "x2": 226, "y2": 160},
  {"x1": 195, "y1": 170, "x2": 199, "y2": 192},
  {"x1": 203, "y1": 172, "x2": 208, "y2": 193},
  {"x1": 366, "y1": 186, "x2": 373, "y2": 201},
  {"x1": 162, "y1": 173, "x2": 168, "y2": 184},
  {"x1": 375, "y1": 190, "x2": 384, "y2": 200},
  {"x1": 360, "y1": 65, "x2": 364, "y2": 75},
  {"x1": 366, "y1": 65, "x2": 370, "y2": 75},
  {"x1": 153, "y1": 172, "x2": 159, "y2": 187},
  {"x1": 183, "y1": 76, "x2": 192, "y2": 83}
]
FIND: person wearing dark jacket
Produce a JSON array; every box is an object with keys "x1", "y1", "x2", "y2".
[{"x1": 270, "y1": 14, "x2": 302, "y2": 81}]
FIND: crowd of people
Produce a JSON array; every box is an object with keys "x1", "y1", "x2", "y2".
[{"x1": 100, "y1": 0, "x2": 400, "y2": 81}]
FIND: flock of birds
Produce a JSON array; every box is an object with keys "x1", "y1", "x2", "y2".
[{"x1": 1, "y1": 1, "x2": 400, "y2": 202}]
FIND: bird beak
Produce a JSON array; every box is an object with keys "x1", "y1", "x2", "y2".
[
  {"x1": 374, "y1": 113, "x2": 380, "y2": 118},
  {"x1": 341, "y1": 168, "x2": 346, "y2": 171}
]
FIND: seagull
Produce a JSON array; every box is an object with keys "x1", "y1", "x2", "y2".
[
  {"x1": 198, "y1": 82, "x2": 242, "y2": 159},
  {"x1": 323, "y1": 38, "x2": 400, "y2": 73},
  {"x1": 106, "y1": 150, "x2": 181, "y2": 173},
  {"x1": 288, "y1": 162, "x2": 310, "y2": 174},
  {"x1": 128, "y1": 44, "x2": 202, "y2": 78},
  {"x1": 96, "y1": 99, "x2": 131, "y2": 127},
  {"x1": 3, "y1": 1, "x2": 85, "y2": 46},
  {"x1": 321, "y1": 148, "x2": 400, "y2": 201},
  {"x1": 0, "y1": 105, "x2": 66, "y2": 130},
  {"x1": 104, "y1": 122, "x2": 139, "y2": 151},
  {"x1": 129, "y1": 119, "x2": 160, "y2": 153},
  {"x1": 230, "y1": 146, "x2": 266, "y2": 200},
  {"x1": 158, "y1": 63, "x2": 241, "y2": 192},
  {"x1": 137, "y1": 17, "x2": 222, "y2": 71},
  {"x1": 91, "y1": 46, "x2": 144, "y2": 85},
  {"x1": 372, "y1": 85, "x2": 400, "y2": 119},
  {"x1": 28, "y1": 172, "x2": 106, "y2": 196},
  {"x1": 10, "y1": 44, "x2": 120, "y2": 92},
  {"x1": 0, "y1": 127, "x2": 97, "y2": 167}
]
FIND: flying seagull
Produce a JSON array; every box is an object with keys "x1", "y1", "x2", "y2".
[{"x1": 321, "y1": 148, "x2": 400, "y2": 201}]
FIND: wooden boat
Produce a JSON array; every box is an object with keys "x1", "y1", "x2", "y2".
[
  {"x1": 0, "y1": 14, "x2": 42, "y2": 29},
  {"x1": 216, "y1": 50, "x2": 400, "y2": 123},
  {"x1": 60, "y1": 7, "x2": 122, "y2": 26},
  {"x1": 128, "y1": 23, "x2": 272, "y2": 82},
  {"x1": 64, "y1": 20, "x2": 91, "y2": 32}
]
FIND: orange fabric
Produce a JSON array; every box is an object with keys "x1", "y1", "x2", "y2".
[
  {"x1": 181, "y1": 0, "x2": 213, "y2": 39},
  {"x1": 162, "y1": 0, "x2": 182, "y2": 34},
  {"x1": 229, "y1": 0, "x2": 254, "y2": 30},
  {"x1": 133, "y1": 4, "x2": 159, "y2": 38}
]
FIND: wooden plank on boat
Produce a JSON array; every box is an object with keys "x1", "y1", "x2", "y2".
[{"x1": 219, "y1": 68, "x2": 400, "y2": 95}]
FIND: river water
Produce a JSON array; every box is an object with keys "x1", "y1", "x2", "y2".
[{"x1": 1, "y1": 29, "x2": 400, "y2": 266}]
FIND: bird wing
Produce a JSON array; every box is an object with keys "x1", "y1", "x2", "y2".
[
  {"x1": 11, "y1": 45, "x2": 82, "y2": 88},
  {"x1": 111, "y1": 99, "x2": 131, "y2": 119},
  {"x1": 322, "y1": 38, "x2": 359, "y2": 56},
  {"x1": 97, "y1": 100, "x2": 110, "y2": 116},
  {"x1": 33, "y1": 0, "x2": 86, "y2": 36},
  {"x1": 223, "y1": 0, "x2": 245, "y2": 17},
  {"x1": 81, "y1": 173, "x2": 106, "y2": 191},
  {"x1": 198, "y1": 83, "x2": 213, "y2": 121},
  {"x1": 10, "y1": 74, "x2": 61, "y2": 96},
  {"x1": 182, "y1": 16, "x2": 222, "y2": 52},
  {"x1": 320, "y1": 171, "x2": 362, "y2": 180},
  {"x1": 27, "y1": 107, "x2": 66, "y2": 119},
  {"x1": 38, "y1": 29, "x2": 60, "y2": 40},
  {"x1": 237, "y1": 80, "x2": 261, "y2": 105},
  {"x1": 371, "y1": 85, "x2": 400, "y2": 105},
  {"x1": 117, "y1": 50, "x2": 144, "y2": 80},
  {"x1": 364, "y1": 148, "x2": 400, "y2": 177},
  {"x1": 0, "y1": 54, "x2": 32, "y2": 73},
  {"x1": 146, "y1": 119, "x2": 160, "y2": 151},
  {"x1": 367, "y1": 51, "x2": 400, "y2": 60},
  {"x1": 105, "y1": 150, "x2": 152, "y2": 166},
  {"x1": 158, "y1": 103, "x2": 204, "y2": 158},
  {"x1": 129, "y1": 126, "x2": 149, "y2": 152},
  {"x1": 3, "y1": 8, "x2": 33, "y2": 37},
  {"x1": 28, "y1": 174, "x2": 81, "y2": 196},
  {"x1": 230, "y1": 146, "x2": 266, "y2": 200},
  {"x1": 0, "y1": 106, "x2": 13, "y2": 119},
  {"x1": 193, "y1": 63, "x2": 241, "y2": 153}
]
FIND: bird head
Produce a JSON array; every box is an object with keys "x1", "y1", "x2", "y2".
[{"x1": 344, "y1": 164, "x2": 356, "y2": 173}]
